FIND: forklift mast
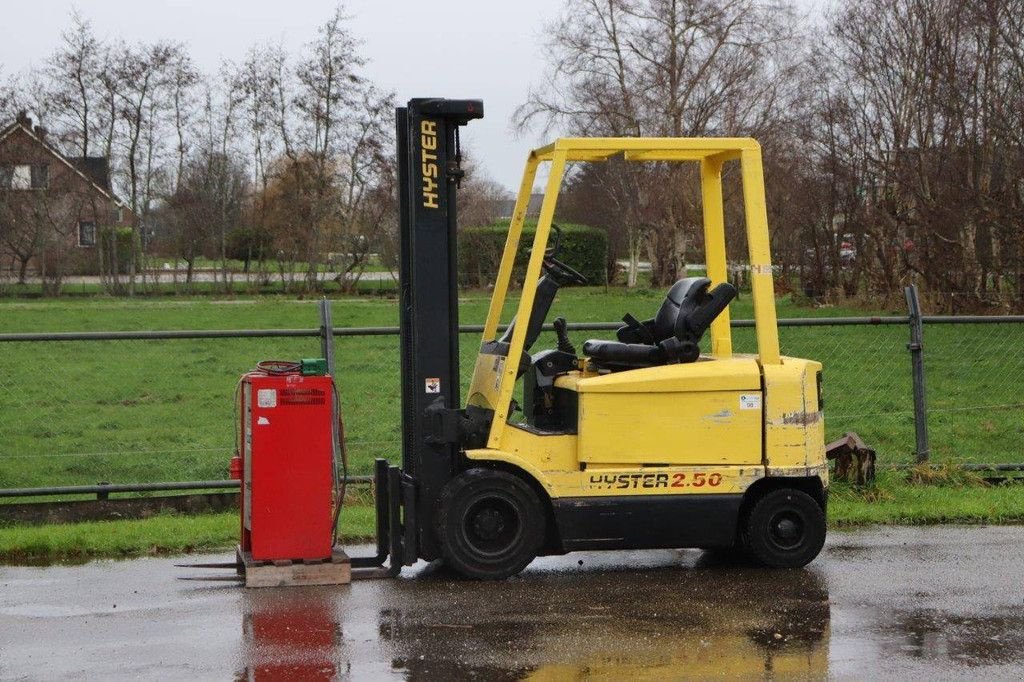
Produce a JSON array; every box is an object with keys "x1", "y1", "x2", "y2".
[{"x1": 396, "y1": 98, "x2": 483, "y2": 560}]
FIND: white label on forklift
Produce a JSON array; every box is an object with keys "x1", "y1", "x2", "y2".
[
  {"x1": 257, "y1": 388, "x2": 277, "y2": 408},
  {"x1": 739, "y1": 394, "x2": 761, "y2": 410},
  {"x1": 425, "y1": 377, "x2": 441, "y2": 394}
]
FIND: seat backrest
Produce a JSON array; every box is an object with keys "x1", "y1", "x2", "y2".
[
  {"x1": 590, "y1": 277, "x2": 735, "y2": 368},
  {"x1": 652, "y1": 277, "x2": 712, "y2": 342},
  {"x1": 677, "y1": 279, "x2": 736, "y2": 342}
]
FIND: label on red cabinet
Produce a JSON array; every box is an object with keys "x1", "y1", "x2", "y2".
[{"x1": 257, "y1": 389, "x2": 277, "y2": 408}]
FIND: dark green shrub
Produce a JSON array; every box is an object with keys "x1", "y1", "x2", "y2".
[
  {"x1": 458, "y1": 220, "x2": 607, "y2": 287},
  {"x1": 226, "y1": 226, "x2": 273, "y2": 267},
  {"x1": 100, "y1": 226, "x2": 134, "y2": 275}
]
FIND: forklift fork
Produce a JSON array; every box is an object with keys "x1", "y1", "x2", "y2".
[{"x1": 350, "y1": 458, "x2": 417, "y2": 578}]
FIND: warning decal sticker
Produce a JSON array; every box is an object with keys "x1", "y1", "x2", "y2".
[
  {"x1": 739, "y1": 394, "x2": 761, "y2": 410},
  {"x1": 257, "y1": 389, "x2": 277, "y2": 408},
  {"x1": 425, "y1": 378, "x2": 441, "y2": 394}
]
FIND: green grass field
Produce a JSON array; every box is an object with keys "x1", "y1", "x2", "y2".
[
  {"x1": 3, "y1": 475, "x2": 1024, "y2": 563},
  {"x1": 0, "y1": 287, "x2": 1022, "y2": 564},
  {"x1": 0, "y1": 506, "x2": 376, "y2": 564},
  {"x1": 1, "y1": 288, "x2": 1022, "y2": 492}
]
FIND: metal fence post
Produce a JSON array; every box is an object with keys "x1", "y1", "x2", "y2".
[
  {"x1": 905, "y1": 285, "x2": 930, "y2": 463},
  {"x1": 319, "y1": 297, "x2": 336, "y2": 377},
  {"x1": 320, "y1": 297, "x2": 343, "y2": 488}
]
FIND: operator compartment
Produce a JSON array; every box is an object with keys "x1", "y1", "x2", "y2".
[{"x1": 563, "y1": 357, "x2": 763, "y2": 466}]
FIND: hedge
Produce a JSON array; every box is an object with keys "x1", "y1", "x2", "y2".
[
  {"x1": 458, "y1": 219, "x2": 608, "y2": 287},
  {"x1": 226, "y1": 225, "x2": 274, "y2": 264},
  {"x1": 101, "y1": 226, "x2": 133, "y2": 275}
]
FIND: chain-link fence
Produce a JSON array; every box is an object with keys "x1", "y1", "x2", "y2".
[
  {"x1": 2, "y1": 308, "x2": 1023, "y2": 494},
  {"x1": 923, "y1": 320, "x2": 1024, "y2": 462}
]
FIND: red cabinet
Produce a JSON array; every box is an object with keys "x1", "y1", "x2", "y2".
[{"x1": 239, "y1": 372, "x2": 334, "y2": 561}]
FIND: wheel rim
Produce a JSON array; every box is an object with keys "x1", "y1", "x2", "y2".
[
  {"x1": 768, "y1": 509, "x2": 805, "y2": 551},
  {"x1": 461, "y1": 495, "x2": 523, "y2": 558}
]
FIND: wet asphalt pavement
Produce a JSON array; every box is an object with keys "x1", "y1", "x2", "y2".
[{"x1": 2, "y1": 525, "x2": 1024, "y2": 680}]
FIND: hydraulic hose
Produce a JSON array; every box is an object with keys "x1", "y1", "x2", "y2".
[{"x1": 330, "y1": 380, "x2": 348, "y2": 547}]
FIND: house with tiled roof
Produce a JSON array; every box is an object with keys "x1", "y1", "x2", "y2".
[{"x1": 0, "y1": 112, "x2": 134, "y2": 280}]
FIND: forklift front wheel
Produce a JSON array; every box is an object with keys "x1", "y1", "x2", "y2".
[
  {"x1": 743, "y1": 488, "x2": 826, "y2": 568},
  {"x1": 436, "y1": 469, "x2": 544, "y2": 580}
]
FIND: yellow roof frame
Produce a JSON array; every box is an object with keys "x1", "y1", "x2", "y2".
[
  {"x1": 529, "y1": 136, "x2": 756, "y2": 162},
  {"x1": 477, "y1": 137, "x2": 780, "y2": 449}
]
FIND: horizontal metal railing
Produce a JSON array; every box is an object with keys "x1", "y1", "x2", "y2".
[
  {"x1": 0, "y1": 476, "x2": 375, "y2": 499},
  {"x1": 5, "y1": 314, "x2": 1022, "y2": 344}
]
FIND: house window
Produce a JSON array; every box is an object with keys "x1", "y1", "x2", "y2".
[
  {"x1": 78, "y1": 221, "x2": 97, "y2": 247},
  {"x1": 0, "y1": 164, "x2": 47, "y2": 189},
  {"x1": 31, "y1": 164, "x2": 49, "y2": 189},
  {"x1": 11, "y1": 165, "x2": 30, "y2": 189}
]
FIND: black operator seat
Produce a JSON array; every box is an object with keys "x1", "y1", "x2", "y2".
[{"x1": 582, "y1": 277, "x2": 737, "y2": 370}]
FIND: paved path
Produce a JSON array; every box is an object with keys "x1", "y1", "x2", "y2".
[
  {"x1": 2, "y1": 525, "x2": 1024, "y2": 679},
  {"x1": 6, "y1": 268, "x2": 397, "y2": 286}
]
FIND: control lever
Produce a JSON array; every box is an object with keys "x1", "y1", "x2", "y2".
[{"x1": 553, "y1": 317, "x2": 576, "y2": 355}]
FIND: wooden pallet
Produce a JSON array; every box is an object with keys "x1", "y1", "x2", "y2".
[{"x1": 236, "y1": 545, "x2": 351, "y2": 588}]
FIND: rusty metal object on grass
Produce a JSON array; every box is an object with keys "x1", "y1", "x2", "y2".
[{"x1": 826, "y1": 432, "x2": 876, "y2": 485}]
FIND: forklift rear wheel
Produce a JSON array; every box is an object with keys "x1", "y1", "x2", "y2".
[
  {"x1": 437, "y1": 469, "x2": 544, "y2": 580},
  {"x1": 743, "y1": 488, "x2": 825, "y2": 568}
]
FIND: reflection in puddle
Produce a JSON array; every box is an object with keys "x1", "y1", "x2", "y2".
[
  {"x1": 229, "y1": 550, "x2": 1024, "y2": 678},
  {"x1": 380, "y1": 563, "x2": 831, "y2": 679},
  {"x1": 235, "y1": 557, "x2": 837, "y2": 679},
  {"x1": 238, "y1": 590, "x2": 343, "y2": 680},
  {"x1": 884, "y1": 609, "x2": 1024, "y2": 667}
]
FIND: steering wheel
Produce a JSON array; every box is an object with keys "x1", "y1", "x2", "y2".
[{"x1": 543, "y1": 255, "x2": 588, "y2": 285}]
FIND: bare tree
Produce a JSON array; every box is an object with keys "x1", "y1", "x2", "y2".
[
  {"x1": 109, "y1": 40, "x2": 184, "y2": 293},
  {"x1": 813, "y1": 0, "x2": 1024, "y2": 309},
  {"x1": 229, "y1": 43, "x2": 288, "y2": 285},
  {"x1": 164, "y1": 150, "x2": 248, "y2": 286},
  {"x1": 0, "y1": 71, "x2": 15, "y2": 121},
  {"x1": 329, "y1": 86, "x2": 394, "y2": 292},
  {"x1": 170, "y1": 53, "x2": 200, "y2": 190},
  {"x1": 516, "y1": 0, "x2": 802, "y2": 286},
  {"x1": 194, "y1": 74, "x2": 245, "y2": 289},
  {"x1": 236, "y1": 44, "x2": 284, "y2": 195},
  {"x1": 457, "y1": 152, "x2": 513, "y2": 229},
  {"x1": 0, "y1": 192, "x2": 45, "y2": 284},
  {"x1": 44, "y1": 11, "x2": 101, "y2": 157},
  {"x1": 262, "y1": 4, "x2": 395, "y2": 293}
]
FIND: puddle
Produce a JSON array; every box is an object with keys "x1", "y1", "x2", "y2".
[{"x1": 882, "y1": 609, "x2": 1024, "y2": 667}]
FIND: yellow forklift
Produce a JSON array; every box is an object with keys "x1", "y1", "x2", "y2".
[{"x1": 356, "y1": 98, "x2": 827, "y2": 580}]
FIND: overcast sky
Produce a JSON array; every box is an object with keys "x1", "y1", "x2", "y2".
[{"x1": 0, "y1": 0, "x2": 823, "y2": 192}]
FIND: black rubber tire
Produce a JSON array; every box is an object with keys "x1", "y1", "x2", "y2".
[
  {"x1": 742, "y1": 488, "x2": 826, "y2": 568},
  {"x1": 436, "y1": 469, "x2": 545, "y2": 580}
]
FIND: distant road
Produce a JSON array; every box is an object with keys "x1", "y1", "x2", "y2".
[{"x1": 8, "y1": 268, "x2": 398, "y2": 286}]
